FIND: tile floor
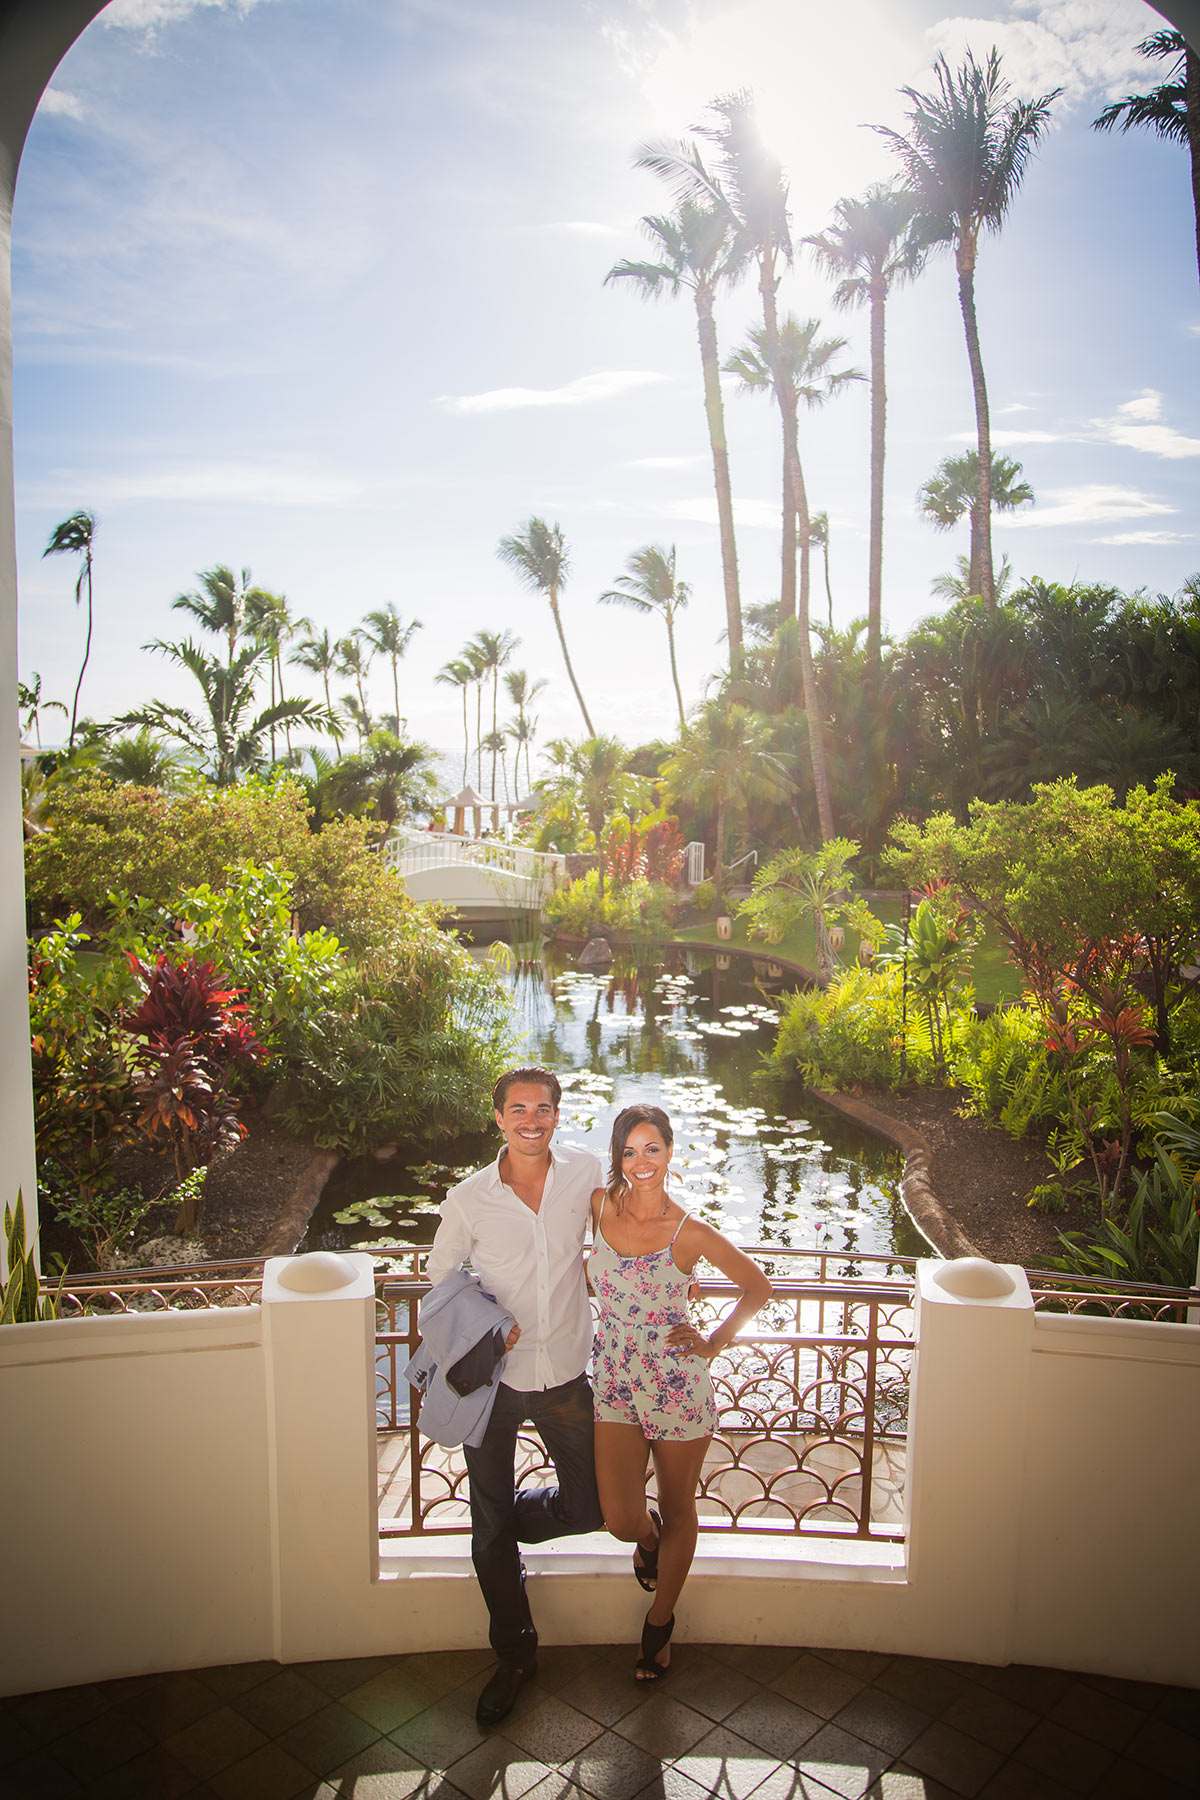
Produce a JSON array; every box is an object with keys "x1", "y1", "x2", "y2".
[{"x1": 2, "y1": 1638, "x2": 1196, "y2": 1799}]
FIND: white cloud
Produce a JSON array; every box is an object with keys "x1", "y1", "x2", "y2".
[
  {"x1": 38, "y1": 89, "x2": 85, "y2": 120},
  {"x1": 102, "y1": 0, "x2": 274, "y2": 31},
  {"x1": 1093, "y1": 390, "x2": 1200, "y2": 458},
  {"x1": 1006, "y1": 484, "x2": 1175, "y2": 528},
  {"x1": 439, "y1": 370, "x2": 670, "y2": 414},
  {"x1": 34, "y1": 459, "x2": 361, "y2": 508},
  {"x1": 1098, "y1": 530, "x2": 1193, "y2": 545},
  {"x1": 998, "y1": 403, "x2": 1035, "y2": 414},
  {"x1": 948, "y1": 392, "x2": 1200, "y2": 458},
  {"x1": 928, "y1": 2, "x2": 1152, "y2": 107}
]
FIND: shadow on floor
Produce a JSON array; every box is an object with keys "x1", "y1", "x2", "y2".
[{"x1": 2, "y1": 1639, "x2": 1197, "y2": 1799}]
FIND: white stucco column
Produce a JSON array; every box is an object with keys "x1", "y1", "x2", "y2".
[
  {"x1": 0, "y1": 2, "x2": 109, "y2": 1274},
  {"x1": 903, "y1": 1258, "x2": 1035, "y2": 1665},
  {"x1": 262, "y1": 1250, "x2": 380, "y2": 1664}
]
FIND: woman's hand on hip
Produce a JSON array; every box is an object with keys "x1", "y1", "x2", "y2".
[{"x1": 666, "y1": 1322, "x2": 713, "y2": 1359}]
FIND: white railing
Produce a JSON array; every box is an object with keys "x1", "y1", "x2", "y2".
[{"x1": 382, "y1": 825, "x2": 566, "y2": 897}]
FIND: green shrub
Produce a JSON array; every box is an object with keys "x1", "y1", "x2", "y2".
[
  {"x1": 951, "y1": 1005, "x2": 1065, "y2": 1137},
  {"x1": 769, "y1": 965, "x2": 940, "y2": 1091},
  {"x1": 1050, "y1": 1145, "x2": 1200, "y2": 1288},
  {"x1": 29, "y1": 916, "x2": 140, "y2": 1210},
  {"x1": 277, "y1": 924, "x2": 515, "y2": 1153},
  {"x1": 691, "y1": 879, "x2": 717, "y2": 915},
  {"x1": 106, "y1": 862, "x2": 341, "y2": 1058},
  {"x1": 543, "y1": 872, "x2": 663, "y2": 937},
  {"x1": 25, "y1": 771, "x2": 420, "y2": 954}
]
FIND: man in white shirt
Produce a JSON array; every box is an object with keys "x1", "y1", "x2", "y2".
[{"x1": 425, "y1": 1065, "x2": 605, "y2": 1726}]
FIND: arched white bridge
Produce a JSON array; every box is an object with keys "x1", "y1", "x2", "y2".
[{"x1": 382, "y1": 826, "x2": 565, "y2": 913}]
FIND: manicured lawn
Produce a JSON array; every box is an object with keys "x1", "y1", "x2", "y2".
[{"x1": 676, "y1": 897, "x2": 1025, "y2": 1006}]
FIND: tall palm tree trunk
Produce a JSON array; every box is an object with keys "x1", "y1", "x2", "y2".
[
  {"x1": 1184, "y1": 44, "x2": 1200, "y2": 288},
  {"x1": 666, "y1": 618, "x2": 686, "y2": 730},
  {"x1": 69, "y1": 554, "x2": 94, "y2": 750},
  {"x1": 791, "y1": 454, "x2": 836, "y2": 842},
  {"x1": 475, "y1": 683, "x2": 483, "y2": 787},
  {"x1": 461, "y1": 688, "x2": 469, "y2": 787},
  {"x1": 549, "y1": 592, "x2": 595, "y2": 734},
  {"x1": 490, "y1": 673, "x2": 499, "y2": 802},
  {"x1": 867, "y1": 276, "x2": 886, "y2": 683},
  {"x1": 758, "y1": 262, "x2": 799, "y2": 626},
  {"x1": 695, "y1": 285, "x2": 742, "y2": 670},
  {"x1": 957, "y1": 255, "x2": 996, "y2": 609}
]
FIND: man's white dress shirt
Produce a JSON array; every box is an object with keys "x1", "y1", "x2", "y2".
[{"x1": 426, "y1": 1142, "x2": 604, "y2": 1392}]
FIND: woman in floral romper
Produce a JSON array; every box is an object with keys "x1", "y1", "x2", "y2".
[{"x1": 590, "y1": 1104, "x2": 772, "y2": 1679}]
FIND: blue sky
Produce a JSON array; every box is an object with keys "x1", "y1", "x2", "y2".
[{"x1": 12, "y1": 0, "x2": 1200, "y2": 769}]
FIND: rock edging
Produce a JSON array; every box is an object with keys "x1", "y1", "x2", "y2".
[
  {"x1": 810, "y1": 1088, "x2": 980, "y2": 1261},
  {"x1": 259, "y1": 1149, "x2": 342, "y2": 1256}
]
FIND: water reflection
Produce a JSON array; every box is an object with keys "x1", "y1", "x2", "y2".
[{"x1": 304, "y1": 947, "x2": 916, "y2": 1261}]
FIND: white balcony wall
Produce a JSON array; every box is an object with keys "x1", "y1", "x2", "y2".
[{"x1": 3, "y1": 1255, "x2": 1198, "y2": 1700}]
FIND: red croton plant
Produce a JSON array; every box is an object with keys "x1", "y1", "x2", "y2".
[{"x1": 125, "y1": 955, "x2": 264, "y2": 1217}]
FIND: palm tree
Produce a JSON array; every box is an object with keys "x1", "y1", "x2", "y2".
[
  {"x1": 123, "y1": 639, "x2": 327, "y2": 785},
  {"x1": 467, "y1": 628, "x2": 520, "y2": 803},
  {"x1": 290, "y1": 626, "x2": 344, "y2": 751},
  {"x1": 482, "y1": 729, "x2": 511, "y2": 807},
  {"x1": 245, "y1": 588, "x2": 299, "y2": 761},
  {"x1": 362, "y1": 604, "x2": 423, "y2": 732},
  {"x1": 540, "y1": 736, "x2": 650, "y2": 901},
  {"x1": 100, "y1": 729, "x2": 185, "y2": 790},
  {"x1": 931, "y1": 552, "x2": 1016, "y2": 604},
  {"x1": 725, "y1": 314, "x2": 861, "y2": 841},
  {"x1": 335, "y1": 634, "x2": 374, "y2": 745},
  {"x1": 503, "y1": 668, "x2": 548, "y2": 793},
  {"x1": 17, "y1": 673, "x2": 67, "y2": 749},
  {"x1": 876, "y1": 50, "x2": 1058, "y2": 609},
  {"x1": 437, "y1": 658, "x2": 476, "y2": 787},
  {"x1": 660, "y1": 701, "x2": 786, "y2": 900},
  {"x1": 497, "y1": 518, "x2": 594, "y2": 734},
  {"x1": 804, "y1": 183, "x2": 924, "y2": 676},
  {"x1": 918, "y1": 450, "x2": 1034, "y2": 593},
  {"x1": 806, "y1": 513, "x2": 834, "y2": 629},
  {"x1": 1094, "y1": 30, "x2": 1200, "y2": 289},
  {"x1": 607, "y1": 199, "x2": 746, "y2": 668},
  {"x1": 599, "y1": 545, "x2": 691, "y2": 730},
  {"x1": 171, "y1": 564, "x2": 267, "y2": 666},
  {"x1": 42, "y1": 511, "x2": 96, "y2": 750},
  {"x1": 643, "y1": 94, "x2": 813, "y2": 622},
  {"x1": 328, "y1": 730, "x2": 440, "y2": 835}
]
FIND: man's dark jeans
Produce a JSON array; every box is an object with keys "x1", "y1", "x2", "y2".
[{"x1": 464, "y1": 1372, "x2": 604, "y2": 1666}]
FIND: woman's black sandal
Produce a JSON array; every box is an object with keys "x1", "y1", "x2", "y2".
[
  {"x1": 636, "y1": 1610, "x2": 675, "y2": 1681},
  {"x1": 633, "y1": 1509, "x2": 662, "y2": 1592}
]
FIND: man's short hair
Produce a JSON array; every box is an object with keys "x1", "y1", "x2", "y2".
[{"x1": 492, "y1": 1066, "x2": 562, "y2": 1112}]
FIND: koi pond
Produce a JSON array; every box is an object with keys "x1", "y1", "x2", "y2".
[{"x1": 301, "y1": 946, "x2": 922, "y2": 1263}]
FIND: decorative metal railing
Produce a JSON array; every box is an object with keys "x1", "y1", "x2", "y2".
[
  {"x1": 35, "y1": 1247, "x2": 1197, "y2": 1550},
  {"x1": 1024, "y1": 1267, "x2": 1198, "y2": 1323},
  {"x1": 47, "y1": 1258, "x2": 266, "y2": 1315},
  {"x1": 375, "y1": 1246, "x2": 917, "y2": 1544}
]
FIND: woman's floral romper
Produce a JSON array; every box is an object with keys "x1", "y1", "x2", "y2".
[{"x1": 590, "y1": 1192, "x2": 718, "y2": 1442}]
